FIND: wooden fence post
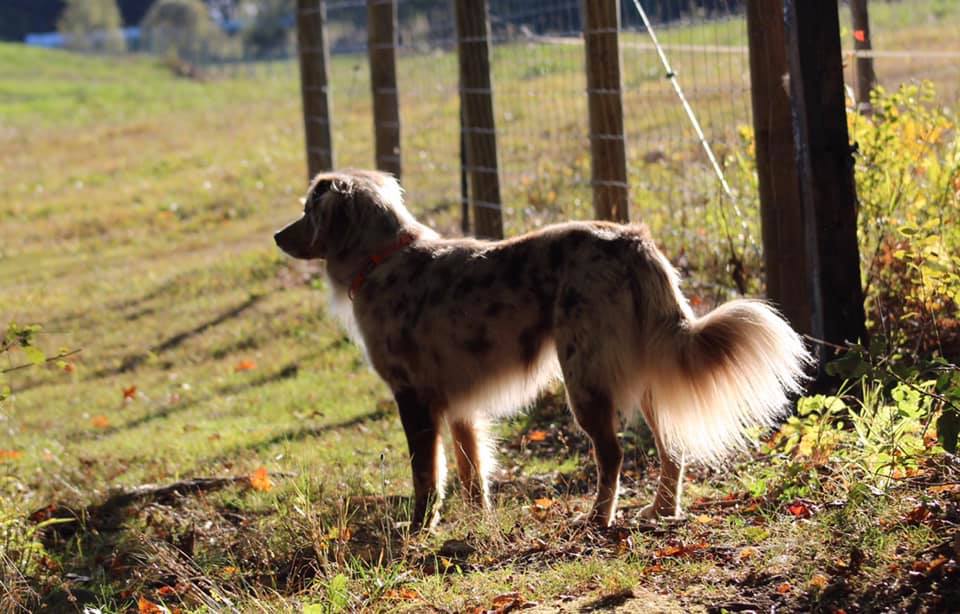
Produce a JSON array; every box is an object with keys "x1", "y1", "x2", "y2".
[
  {"x1": 746, "y1": 0, "x2": 813, "y2": 337},
  {"x1": 367, "y1": 0, "x2": 402, "y2": 178},
  {"x1": 454, "y1": 0, "x2": 504, "y2": 240},
  {"x1": 850, "y1": 0, "x2": 876, "y2": 112},
  {"x1": 582, "y1": 0, "x2": 629, "y2": 223},
  {"x1": 785, "y1": 0, "x2": 867, "y2": 370},
  {"x1": 296, "y1": 0, "x2": 335, "y2": 180}
]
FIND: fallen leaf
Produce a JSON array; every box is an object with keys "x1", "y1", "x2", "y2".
[
  {"x1": 249, "y1": 467, "x2": 272, "y2": 492},
  {"x1": 0, "y1": 450, "x2": 23, "y2": 461},
  {"x1": 808, "y1": 573, "x2": 829, "y2": 590},
  {"x1": 656, "y1": 542, "x2": 708, "y2": 558},
  {"x1": 156, "y1": 586, "x2": 177, "y2": 598},
  {"x1": 91, "y1": 415, "x2": 110, "y2": 429},
  {"x1": 222, "y1": 566, "x2": 238, "y2": 577},
  {"x1": 491, "y1": 591, "x2": 526, "y2": 611},
  {"x1": 738, "y1": 546, "x2": 759, "y2": 561},
  {"x1": 527, "y1": 429, "x2": 548, "y2": 442},
  {"x1": 234, "y1": 359, "x2": 257, "y2": 372},
  {"x1": 928, "y1": 555, "x2": 948, "y2": 574},
  {"x1": 928, "y1": 484, "x2": 960, "y2": 494},
  {"x1": 533, "y1": 497, "x2": 553, "y2": 508},
  {"x1": 384, "y1": 587, "x2": 418, "y2": 601},
  {"x1": 63, "y1": 362, "x2": 76, "y2": 374},
  {"x1": 776, "y1": 582, "x2": 792, "y2": 594},
  {"x1": 138, "y1": 596, "x2": 164, "y2": 614},
  {"x1": 123, "y1": 385, "x2": 137, "y2": 401},
  {"x1": 787, "y1": 501, "x2": 812, "y2": 519},
  {"x1": 906, "y1": 504, "x2": 931, "y2": 524}
]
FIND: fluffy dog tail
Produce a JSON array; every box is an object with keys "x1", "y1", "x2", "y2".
[{"x1": 646, "y1": 297, "x2": 811, "y2": 465}]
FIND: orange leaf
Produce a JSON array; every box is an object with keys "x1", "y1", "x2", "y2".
[
  {"x1": 776, "y1": 582, "x2": 792, "y2": 594},
  {"x1": 656, "y1": 545, "x2": 684, "y2": 557},
  {"x1": 533, "y1": 497, "x2": 553, "y2": 508},
  {"x1": 491, "y1": 591, "x2": 525, "y2": 609},
  {"x1": 853, "y1": 29, "x2": 866, "y2": 43},
  {"x1": 384, "y1": 587, "x2": 418, "y2": 601},
  {"x1": 928, "y1": 555, "x2": 948, "y2": 574},
  {"x1": 222, "y1": 566, "x2": 239, "y2": 577},
  {"x1": 249, "y1": 467, "x2": 272, "y2": 492},
  {"x1": 138, "y1": 596, "x2": 164, "y2": 614},
  {"x1": 156, "y1": 586, "x2": 178, "y2": 598},
  {"x1": 63, "y1": 362, "x2": 76, "y2": 374},
  {"x1": 656, "y1": 542, "x2": 708, "y2": 559},
  {"x1": 808, "y1": 573, "x2": 829, "y2": 590},
  {"x1": 0, "y1": 450, "x2": 23, "y2": 461},
  {"x1": 234, "y1": 359, "x2": 257, "y2": 372},
  {"x1": 738, "y1": 546, "x2": 759, "y2": 561},
  {"x1": 787, "y1": 501, "x2": 812, "y2": 519},
  {"x1": 123, "y1": 385, "x2": 137, "y2": 401},
  {"x1": 91, "y1": 415, "x2": 110, "y2": 429},
  {"x1": 527, "y1": 429, "x2": 548, "y2": 442}
]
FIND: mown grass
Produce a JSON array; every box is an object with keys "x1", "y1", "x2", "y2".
[{"x1": 1, "y1": 9, "x2": 959, "y2": 610}]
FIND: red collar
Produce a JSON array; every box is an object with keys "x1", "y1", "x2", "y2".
[{"x1": 348, "y1": 233, "x2": 416, "y2": 300}]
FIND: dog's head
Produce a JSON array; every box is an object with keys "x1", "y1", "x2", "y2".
[{"x1": 274, "y1": 169, "x2": 414, "y2": 261}]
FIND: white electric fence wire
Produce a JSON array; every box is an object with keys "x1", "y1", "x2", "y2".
[{"x1": 628, "y1": 0, "x2": 749, "y2": 248}]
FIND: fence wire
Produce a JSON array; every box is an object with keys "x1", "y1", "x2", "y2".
[{"x1": 193, "y1": 0, "x2": 960, "y2": 247}]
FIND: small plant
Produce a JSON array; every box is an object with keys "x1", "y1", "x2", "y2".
[{"x1": 850, "y1": 82, "x2": 960, "y2": 355}]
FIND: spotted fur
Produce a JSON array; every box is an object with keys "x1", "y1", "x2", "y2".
[{"x1": 275, "y1": 169, "x2": 811, "y2": 529}]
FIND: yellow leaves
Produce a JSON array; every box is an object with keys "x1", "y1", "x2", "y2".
[{"x1": 249, "y1": 467, "x2": 272, "y2": 492}]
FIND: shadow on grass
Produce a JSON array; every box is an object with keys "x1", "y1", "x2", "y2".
[
  {"x1": 94, "y1": 294, "x2": 264, "y2": 378},
  {"x1": 204, "y1": 403, "x2": 395, "y2": 464}
]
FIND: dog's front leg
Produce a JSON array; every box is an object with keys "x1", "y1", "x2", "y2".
[{"x1": 395, "y1": 389, "x2": 445, "y2": 531}]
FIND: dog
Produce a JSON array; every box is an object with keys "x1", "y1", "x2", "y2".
[{"x1": 275, "y1": 169, "x2": 810, "y2": 530}]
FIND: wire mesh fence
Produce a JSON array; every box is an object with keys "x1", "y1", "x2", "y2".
[{"x1": 185, "y1": 0, "x2": 959, "y2": 252}]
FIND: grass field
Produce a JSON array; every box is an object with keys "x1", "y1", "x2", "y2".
[{"x1": 1, "y1": 5, "x2": 959, "y2": 609}]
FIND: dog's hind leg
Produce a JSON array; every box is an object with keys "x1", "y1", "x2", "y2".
[
  {"x1": 565, "y1": 385, "x2": 623, "y2": 526},
  {"x1": 450, "y1": 419, "x2": 491, "y2": 509},
  {"x1": 395, "y1": 389, "x2": 446, "y2": 531},
  {"x1": 639, "y1": 398, "x2": 686, "y2": 520}
]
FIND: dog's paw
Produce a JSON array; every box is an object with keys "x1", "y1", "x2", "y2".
[{"x1": 637, "y1": 503, "x2": 686, "y2": 524}]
